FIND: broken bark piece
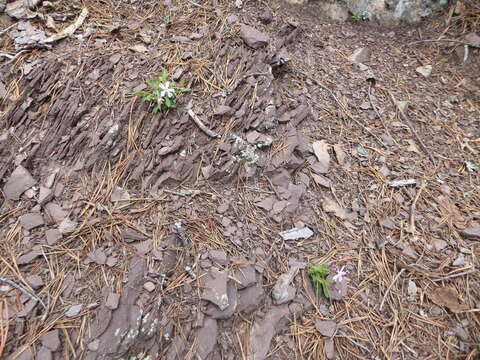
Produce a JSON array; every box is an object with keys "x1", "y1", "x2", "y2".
[
  {"x1": 40, "y1": 330, "x2": 60, "y2": 351},
  {"x1": 17, "y1": 247, "x2": 43, "y2": 265},
  {"x1": 38, "y1": 186, "x2": 54, "y2": 205},
  {"x1": 240, "y1": 24, "x2": 269, "y2": 49},
  {"x1": 3, "y1": 165, "x2": 36, "y2": 200},
  {"x1": 45, "y1": 229, "x2": 62, "y2": 245},
  {"x1": 87, "y1": 249, "x2": 107, "y2": 265},
  {"x1": 196, "y1": 317, "x2": 218, "y2": 360},
  {"x1": 19, "y1": 213, "x2": 44, "y2": 230},
  {"x1": 249, "y1": 305, "x2": 290, "y2": 360},
  {"x1": 315, "y1": 320, "x2": 337, "y2": 338},
  {"x1": 209, "y1": 249, "x2": 229, "y2": 266},
  {"x1": 44, "y1": 203, "x2": 68, "y2": 222},
  {"x1": 204, "y1": 281, "x2": 237, "y2": 319},
  {"x1": 237, "y1": 284, "x2": 264, "y2": 313},
  {"x1": 233, "y1": 265, "x2": 257, "y2": 289},
  {"x1": 105, "y1": 293, "x2": 120, "y2": 310},
  {"x1": 122, "y1": 228, "x2": 148, "y2": 243},
  {"x1": 201, "y1": 268, "x2": 229, "y2": 311},
  {"x1": 272, "y1": 265, "x2": 300, "y2": 304},
  {"x1": 26, "y1": 275, "x2": 44, "y2": 290},
  {"x1": 312, "y1": 140, "x2": 330, "y2": 173},
  {"x1": 279, "y1": 227, "x2": 313, "y2": 241},
  {"x1": 461, "y1": 223, "x2": 480, "y2": 240}
]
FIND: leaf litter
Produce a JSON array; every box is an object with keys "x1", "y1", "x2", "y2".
[{"x1": 0, "y1": 0, "x2": 479, "y2": 359}]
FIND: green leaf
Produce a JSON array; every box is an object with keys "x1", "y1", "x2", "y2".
[
  {"x1": 161, "y1": 68, "x2": 168, "y2": 82},
  {"x1": 165, "y1": 97, "x2": 173, "y2": 108}
]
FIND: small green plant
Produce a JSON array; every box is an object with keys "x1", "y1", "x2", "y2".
[
  {"x1": 134, "y1": 69, "x2": 189, "y2": 113},
  {"x1": 351, "y1": 12, "x2": 363, "y2": 22},
  {"x1": 307, "y1": 264, "x2": 331, "y2": 298}
]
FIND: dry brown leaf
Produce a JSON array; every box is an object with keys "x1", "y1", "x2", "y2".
[
  {"x1": 435, "y1": 195, "x2": 465, "y2": 229},
  {"x1": 429, "y1": 287, "x2": 469, "y2": 313},
  {"x1": 333, "y1": 143, "x2": 347, "y2": 165},
  {"x1": 322, "y1": 196, "x2": 347, "y2": 220},
  {"x1": 312, "y1": 140, "x2": 330, "y2": 173},
  {"x1": 312, "y1": 174, "x2": 331, "y2": 188}
]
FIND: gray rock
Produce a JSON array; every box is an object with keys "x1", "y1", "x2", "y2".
[
  {"x1": 196, "y1": 317, "x2": 218, "y2": 360},
  {"x1": 240, "y1": 24, "x2": 269, "y2": 49},
  {"x1": 343, "y1": 0, "x2": 449, "y2": 24},
  {"x1": 65, "y1": 304, "x2": 83, "y2": 318},
  {"x1": 272, "y1": 266, "x2": 300, "y2": 304},
  {"x1": 213, "y1": 105, "x2": 233, "y2": 116},
  {"x1": 19, "y1": 213, "x2": 44, "y2": 230},
  {"x1": 201, "y1": 269, "x2": 229, "y2": 310},
  {"x1": 38, "y1": 186, "x2": 54, "y2": 205},
  {"x1": 452, "y1": 256, "x2": 466, "y2": 267},
  {"x1": 465, "y1": 32, "x2": 480, "y2": 48},
  {"x1": 105, "y1": 293, "x2": 120, "y2": 310},
  {"x1": 349, "y1": 47, "x2": 370, "y2": 64},
  {"x1": 3, "y1": 165, "x2": 36, "y2": 200},
  {"x1": 407, "y1": 280, "x2": 417, "y2": 297},
  {"x1": 380, "y1": 218, "x2": 395, "y2": 230},
  {"x1": 58, "y1": 218, "x2": 77, "y2": 233},
  {"x1": 279, "y1": 227, "x2": 313, "y2": 241},
  {"x1": 416, "y1": 65, "x2": 432, "y2": 77},
  {"x1": 237, "y1": 284, "x2": 264, "y2": 313},
  {"x1": 432, "y1": 239, "x2": 448, "y2": 251},
  {"x1": 37, "y1": 347, "x2": 52, "y2": 360},
  {"x1": 40, "y1": 330, "x2": 60, "y2": 351},
  {"x1": 45, "y1": 229, "x2": 62, "y2": 245},
  {"x1": 234, "y1": 265, "x2": 257, "y2": 289},
  {"x1": 315, "y1": 320, "x2": 337, "y2": 338},
  {"x1": 26, "y1": 274, "x2": 44, "y2": 289},
  {"x1": 249, "y1": 305, "x2": 290, "y2": 360},
  {"x1": 461, "y1": 223, "x2": 480, "y2": 240},
  {"x1": 259, "y1": 9, "x2": 273, "y2": 23},
  {"x1": 44, "y1": 203, "x2": 68, "y2": 222},
  {"x1": 205, "y1": 282, "x2": 238, "y2": 319},
  {"x1": 17, "y1": 247, "x2": 43, "y2": 265},
  {"x1": 209, "y1": 249, "x2": 229, "y2": 266}
]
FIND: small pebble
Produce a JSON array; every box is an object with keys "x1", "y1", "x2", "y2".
[{"x1": 144, "y1": 282, "x2": 156, "y2": 292}]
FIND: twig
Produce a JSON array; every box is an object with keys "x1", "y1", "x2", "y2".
[
  {"x1": 368, "y1": 85, "x2": 396, "y2": 144},
  {"x1": 410, "y1": 39, "x2": 480, "y2": 49},
  {"x1": 379, "y1": 268, "x2": 405, "y2": 311},
  {"x1": 408, "y1": 181, "x2": 425, "y2": 234},
  {"x1": 388, "y1": 91, "x2": 435, "y2": 164},
  {"x1": 187, "y1": 108, "x2": 220, "y2": 138},
  {"x1": 300, "y1": 70, "x2": 387, "y2": 148},
  {"x1": 0, "y1": 277, "x2": 46, "y2": 309},
  {"x1": 174, "y1": 221, "x2": 196, "y2": 280},
  {"x1": 164, "y1": 189, "x2": 192, "y2": 197},
  {"x1": 432, "y1": 269, "x2": 477, "y2": 282},
  {"x1": 264, "y1": 176, "x2": 282, "y2": 200},
  {"x1": 41, "y1": 7, "x2": 89, "y2": 44},
  {"x1": 337, "y1": 330, "x2": 371, "y2": 354},
  {"x1": 229, "y1": 72, "x2": 270, "y2": 95},
  {"x1": 0, "y1": 23, "x2": 17, "y2": 36},
  {"x1": 0, "y1": 50, "x2": 29, "y2": 66}
]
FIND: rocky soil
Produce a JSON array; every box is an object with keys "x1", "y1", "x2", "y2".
[{"x1": 1, "y1": 0, "x2": 479, "y2": 359}]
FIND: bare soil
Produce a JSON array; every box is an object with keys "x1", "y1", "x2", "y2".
[{"x1": 1, "y1": 0, "x2": 479, "y2": 359}]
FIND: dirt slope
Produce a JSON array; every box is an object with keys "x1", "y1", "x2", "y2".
[{"x1": 1, "y1": 0, "x2": 479, "y2": 359}]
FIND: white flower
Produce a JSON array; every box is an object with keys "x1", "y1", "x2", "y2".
[
  {"x1": 332, "y1": 266, "x2": 347, "y2": 283},
  {"x1": 159, "y1": 81, "x2": 175, "y2": 98}
]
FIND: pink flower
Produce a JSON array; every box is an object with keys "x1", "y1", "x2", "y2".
[{"x1": 332, "y1": 266, "x2": 347, "y2": 283}]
